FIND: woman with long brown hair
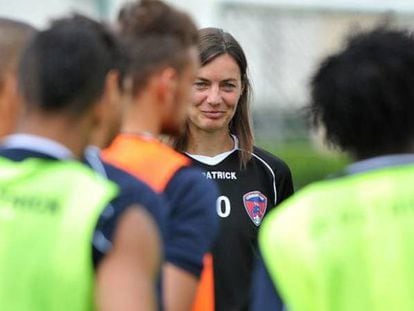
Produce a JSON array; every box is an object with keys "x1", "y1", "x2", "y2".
[{"x1": 175, "y1": 27, "x2": 294, "y2": 311}]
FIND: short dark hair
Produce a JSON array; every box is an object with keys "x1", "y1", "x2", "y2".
[
  {"x1": 18, "y1": 14, "x2": 125, "y2": 116},
  {"x1": 117, "y1": 0, "x2": 198, "y2": 95},
  {"x1": 310, "y1": 27, "x2": 414, "y2": 159},
  {"x1": 0, "y1": 17, "x2": 36, "y2": 88}
]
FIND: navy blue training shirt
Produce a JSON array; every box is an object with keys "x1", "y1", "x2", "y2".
[{"x1": 163, "y1": 166, "x2": 219, "y2": 276}]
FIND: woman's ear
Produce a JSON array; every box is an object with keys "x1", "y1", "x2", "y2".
[{"x1": 241, "y1": 75, "x2": 246, "y2": 94}]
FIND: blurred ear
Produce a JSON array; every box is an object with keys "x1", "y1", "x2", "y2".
[
  {"x1": 89, "y1": 71, "x2": 123, "y2": 148},
  {"x1": 102, "y1": 71, "x2": 121, "y2": 107},
  {"x1": 156, "y1": 67, "x2": 178, "y2": 108},
  {"x1": 92, "y1": 71, "x2": 118, "y2": 119},
  {"x1": 0, "y1": 72, "x2": 22, "y2": 137},
  {"x1": 0, "y1": 72, "x2": 18, "y2": 109}
]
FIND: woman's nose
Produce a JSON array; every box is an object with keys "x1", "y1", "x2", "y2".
[{"x1": 206, "y1": 85, "x2": 221, "y2": 105}]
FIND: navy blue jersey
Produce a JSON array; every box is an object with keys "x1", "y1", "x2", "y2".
[
  {"x1": 84, "y1": 146, "x2": 167, "y2": 265},
  {"x1": 250, "y1": 257, "x2": 285, "y2": 311},
  {"x1": 164, "y1": 166, "x2": 219, "y2": 276},
  {"x1": 103, "y1": 134, "x2": 219, "y2": 277}
]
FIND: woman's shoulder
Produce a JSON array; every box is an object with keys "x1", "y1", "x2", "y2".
[{"x1": 251, "y1": 146, "x2": 292, "y2": 174}]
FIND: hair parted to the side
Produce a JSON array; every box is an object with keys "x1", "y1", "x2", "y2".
[
  {"x1": 310, "y1": 27, "x2": 414, "y2": 160},
  {"x1": 117, "y1": 0, "x2": 198, "y2": 96},
  {"x1": 0, "y1": 17, "x2": 36, "y2": 90},
  {"x1": 18, "y1": 14, "x2": 125, "y2": 116},
  {"x1": 174, "y1": 27, "x2": 254, "y2": 168}
]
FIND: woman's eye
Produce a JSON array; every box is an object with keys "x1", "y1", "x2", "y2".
[
  {"x1": 222, "y1": 83, "x2": 236, "y2": 91},
  {"x1": 194, "y1": 81, "x2": 207, "y2": 89}
]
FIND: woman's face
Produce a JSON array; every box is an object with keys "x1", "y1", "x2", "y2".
[{"x1": 188, "y1": 53, "x2": 243, "y2": 133}]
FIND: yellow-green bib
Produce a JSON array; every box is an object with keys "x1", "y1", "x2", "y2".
[
  {"x1": 260, "y1": 164, "x2": 414, "y2": 311},
  {"x1": 0, "y1": 157, "x2": 118, "y2": 311}
]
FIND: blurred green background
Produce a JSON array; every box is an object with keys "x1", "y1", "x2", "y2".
[
  {"x1": 254, "y1": 109, "x2": 350, "y2": 191},
  {"x1": 257, "y1": 139, "x2": 350, "y2": 191}
]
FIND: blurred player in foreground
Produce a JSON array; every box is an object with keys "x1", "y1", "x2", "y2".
[
  {"x1": 260, "y1": 27, "x2": 414, "y2": 311},
  {"x1": 0, "y1": 15, "x2": 162, "y2": 310},
  {"x1": 102, "y1": 1, "x2": 218, "y2": 310},
  {"x1": 79, "y1": 14, "x2": 168, "y2": 307},
  {"x1": 173, "y1": 27, "x2": 293, "y2": 311},
  {"x1": 0, "y1": 17, "x2": 35, "y2": 138}
]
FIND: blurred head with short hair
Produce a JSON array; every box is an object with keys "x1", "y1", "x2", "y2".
[
  {"x1": 310, "y1": 27, "x2": 414, "y2": 160},
  {"x1": 18, "y1": 14, "x2": 125, "y2": 156},
  {"x1": 117, "y1": 0, "x2": 199, "y2": 136},
  {"x1": 0, "y1": 18, "x2": 36, "y2": 138}
]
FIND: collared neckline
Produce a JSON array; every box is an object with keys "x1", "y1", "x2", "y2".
[
  {"x1": 1, "y1": 134, "x2": 75, "y2": 160},
  {"x1": 186, "y1": 134, "x2": 239, "y2": 166},
  {"x1": 346, "y1": 154, "x2": 414, "y2": 175}
]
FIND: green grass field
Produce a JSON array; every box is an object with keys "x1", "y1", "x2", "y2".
[{"x1": 257, "y1": 140, "x2": 350, "y2": 190}]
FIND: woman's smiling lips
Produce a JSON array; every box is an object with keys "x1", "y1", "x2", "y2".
[{"x1": 201, "y1": 111, "x2": 225, "y2": 119}]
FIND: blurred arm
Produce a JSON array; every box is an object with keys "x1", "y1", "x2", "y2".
[
  {"x1": 163, "y1": 263, "x2": 198, "y2": 311},
  {"x1": 96, "y1": 206, "x2": 162, "y2": 311}
]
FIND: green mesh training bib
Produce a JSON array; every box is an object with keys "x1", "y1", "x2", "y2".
[
  {"x1": 0, "y1": 157, "x2": 118, "y2": 311},
  {"x1": 260, "y1": 164, "x2": 414, "y2": 311}
]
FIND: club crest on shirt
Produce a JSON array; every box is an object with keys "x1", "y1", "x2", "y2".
[{"x1": 243, "y1": 191, "x2": 267, "y2": 226}]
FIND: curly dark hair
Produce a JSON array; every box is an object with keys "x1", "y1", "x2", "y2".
[{"x1": 310, "y1": 27, "x2": 414, "y2": 159}]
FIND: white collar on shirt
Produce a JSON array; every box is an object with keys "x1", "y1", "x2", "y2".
[
  {"x1": 186, "y1": 134, "x2": 239, "y2": 166},
  {"x1": 1, "y1": 134, "x2": 74, "y2": 160}
]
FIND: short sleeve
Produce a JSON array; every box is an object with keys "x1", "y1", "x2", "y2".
[
  {"x1": 274, "y1": 159, "x2": 294, "y2": 205},
  {"x1": 164, "y1": 167, "x2": 219, "y2": 277},
  {"x1": 92, "y1": 161, "x2": 167, "y2": 267}
]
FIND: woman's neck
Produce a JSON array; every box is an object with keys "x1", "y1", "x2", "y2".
[{"x1": 187, "y1": 127, "x2": 235, "y2": 157}]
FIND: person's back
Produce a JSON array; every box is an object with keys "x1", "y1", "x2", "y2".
[
  {"x1": 0, "y1": 14, "x2": 162, "y2": 310},
  {"x1": 103, "y1": 2, "x2": 219, "y2": 309},
  {"x1": 0, "y1": 157, "x2": 117, "y2": 311},
  {"x1": 259, "y1": 27, "x2": 414, "y2": 311},
  {"x1": 261, "y1": 161, "x2": 414, "y2": 311}
]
